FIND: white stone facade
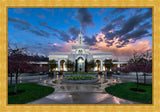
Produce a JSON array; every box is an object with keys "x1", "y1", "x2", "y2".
[{"x1": 48, "y1": 31, "x2": 112, "y2": 72}]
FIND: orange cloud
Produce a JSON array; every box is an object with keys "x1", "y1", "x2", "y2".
[
  {"x1": 54, "y1": 33, "x2": 152, "y2": 61},
  {"x1": 90, "y1": 33, "x2": 152, "y2": 61}
]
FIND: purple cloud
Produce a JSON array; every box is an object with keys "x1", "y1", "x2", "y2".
[{"x1": 74, "y1": 8, "x2": 95, "y2": 28}]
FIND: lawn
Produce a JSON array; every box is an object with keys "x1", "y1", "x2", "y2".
[
  {"x1": 65, "y1": 72, "x2": 97, "y2": 75},
  {"x1": 8, "y1": 83, "x2": 54, "y2": 104},
  {"x1": 105, "y1": 82, "x2": 152, "y2": 104}
]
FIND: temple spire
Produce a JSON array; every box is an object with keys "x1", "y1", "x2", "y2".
[
  {"x1": 78, "y1": 22, "x2": 83, "y2": 45},
  {"x1": 80, "y1": 23, "x2": 81, "y2": 34}
]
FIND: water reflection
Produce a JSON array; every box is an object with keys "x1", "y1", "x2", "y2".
[
  {"x1": 46, "y1": 72, "x2": 120, "y2": 92},
  {"x1": 45, "y1": 92, "x2": 137, "y2": 104}
]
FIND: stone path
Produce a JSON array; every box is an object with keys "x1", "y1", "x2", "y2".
[
  {"x1": 27, "y1": 79, "x2": 141, "y2": 104},
  {"x1": 11, "y1": 74, "x2": 151, "y2": 104},
  {"x1": 27, "y1": 92, "x2": 141, "y2": 104}
]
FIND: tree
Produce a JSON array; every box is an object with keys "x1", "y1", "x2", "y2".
[
  {"x1": 8, "y1": 59, "x2": 15, "y2": 87},
  {"x1": 112, "y1": 66, "x2": 119, "y2": 74},
  {"x1": 65, "y1": 60, "x2": 74, "y2": 72},
  {"x1": 8, "y1": 47, "x2": 32, "y2": 94},
  {"x1": 85, "y1": 59, "x2": 88, "y2": 72},
  {"x1": 128, "y1": 51, "x2": 142, "y2": 90},
  {"x1": 88, "y1": 60, "x2": 96, "y2": 71},
  {"x1": 48, "y1": 59, "x2": 57, "y2": 77},
  {"x1": 119, "y1": 66, "x2": 131, "y2": 73},
  {"x1": 70, "y1": 61, "x2": 74, "y2": 72},
  {"x1": 138, "y1": 50, "x2": 152, "y2": 84},
  {"x1": 75, "y1": 59, "x2": 78, "y2": 72},
  {"x1": 103, "y1": 59, "x2": 113, "y2": 71}
]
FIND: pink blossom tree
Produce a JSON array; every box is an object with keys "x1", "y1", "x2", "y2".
[
  {"x1": 128, "y1": 51, "x2": 143, "y2": 90},
  {"x1": 138, "y1": 50, "x2": 152, "y2": 84},
  {"x1": 8, "y1": 47, "x2": 32, "y2": 94}
]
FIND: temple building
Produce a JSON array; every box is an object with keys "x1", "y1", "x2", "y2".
[{"x1": 48, "y1": 28, "x2": 113, "y2": 72}]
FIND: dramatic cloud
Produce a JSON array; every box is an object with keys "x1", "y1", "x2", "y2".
[
  {"x1": 68, "y1": 26, "x2": 80, "y2": 40},
  {"x1": 38, "y1": 21, "x2": 54, "y2": 30},
  {"x1": 13, "y1": 24, "x2": 27, "y2": 31},
  {"x1": 111, "y1": 15, "x2": 125, "y2": 26},
  {"x1": 74, "y1": 8, "x2": 95, "y2": 28},
  {"x1": 39, "y1": 23, "x2": 80, "y2": 42},
  {"x1": 89, "y1": 33, "x2": 152, "y2": 61},
  {"x1": 117, "y1": 15, "x2": 143, "y2": 36},
  {"x1": 29, "y1": 29, "x2": 48, "y2": 37},
  {"x1": 52, "y1": 33, "x2": 59, "y2": 38},
  {"x1": 39, "y1": 22, "x2": 48, "y2": 27},
  {"x1": 110, "y1": 8, "x2": 129, "y2": 14},
  {"x1": 8, "y1": 8, "x2": 152, "y2": 61},
  {"x1": 9, "y1": 17, "x2": 50, "y2": 37},
  {"x1": 40, "y1": 30, "x2": 50, "y2": 37},
  {"x1": 8, "y1": 17, "x2": 31, "y2": 27},
  {"x1": 46, "y1": 32, "x2": 152, "y2": 61},
  {"x1": 56, "y1": 31, "x2": 71, "y2": 42},
  {"x1": 120, "y1": 29, "x2": 149, "y2": 42},
  {"x1": 83, "y1": 35, "x2": 97, "y2": 45},
  {"x1": 139, "y1": 21, "x2": 152, "y2": 29},
  {"x1": 101, "y1": 24, "x2": 114, "y2": 33},
  {"x1": 101, "y1": 8, "x2": 152, "y2": 48},
  {"x1": 48, "y1": 40, "x2": 79, "y2": 53},
  {"x1": 50, "y1": 28, "x2": 71, "y2": 42}
]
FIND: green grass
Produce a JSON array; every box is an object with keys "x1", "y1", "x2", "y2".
[
  {"x1": 65, "y1": 72, "x2": 96, "y2": 75},
  {"x1": 8, "y1": 83, "x2": 55, "y2": 104},
  {"x1": 105, "y1": 82, "x2": 152, "y2": 104}
]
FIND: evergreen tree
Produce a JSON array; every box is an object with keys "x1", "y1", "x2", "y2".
[
  {"x1": 75, "y1": 59, "x2": 78, "y2": 72},
  {"x1": 88, "y1": 60, "x2": 96, "y2": 71},
  {"x1": 85, "y1": 59, "x2": 88, "y2": 72},
  {"x1": 103, "y1": 59, "x2": 114, "y2": 71},
  {"x1": 65, "y1": 59, "x2": 74, "y2": 72}
]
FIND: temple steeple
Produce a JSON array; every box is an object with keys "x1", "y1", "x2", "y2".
[{"x1": 78, "y1": 23, "x2": 83, "y2": 45}]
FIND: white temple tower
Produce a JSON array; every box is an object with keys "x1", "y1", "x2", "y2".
[{"x1": 78, "y1": 23, "x2": 83, "y2": 45}]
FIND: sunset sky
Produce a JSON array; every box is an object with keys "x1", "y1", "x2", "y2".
[{"x1": 8, "y1": 8, "x2": 152, "y2": 61}]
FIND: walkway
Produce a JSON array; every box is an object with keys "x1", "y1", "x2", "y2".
[
  {"x1": 27, "y1": 92, "x2": 141, "y2": 104},
  {"x1": 10, "y1": 73, "x2": 150, "y2": 104},
  {"x1": 27, "y1": 79, "x2": 141, "y2": 104}
]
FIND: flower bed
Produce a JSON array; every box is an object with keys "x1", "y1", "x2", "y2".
[
  {"x1": 62, "y1": 75, "x2": 99, "y2": 84},
  {"x1": 64, "y1": 75, "x2": 96, "y2": 80},
  {"x1": 65, "y1": 72, "x2": 97, "y2": 75}
]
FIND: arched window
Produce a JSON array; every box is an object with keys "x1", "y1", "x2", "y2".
[{"x1": 78, "y1": 49, "x2": 83, "y2": 54}]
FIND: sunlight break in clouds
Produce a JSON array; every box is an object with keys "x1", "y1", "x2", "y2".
[
  {"x1": 89, "y1": 33, "x2": 152, "y2": 61},
  {"x1": 51, "y1": 32, "x2": 151, "y2": 61}
]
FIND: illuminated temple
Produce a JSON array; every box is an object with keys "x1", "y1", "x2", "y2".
[{"x1": 48, "y1": 28, "x2": 113, "y2": 72}]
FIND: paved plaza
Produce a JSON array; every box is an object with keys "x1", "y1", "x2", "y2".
[
  {"x1": 8, "y1": 73, "x2": 152, "y2": 104},
  {"x1": 27, "y1": 92, "x2": 141, "y2": 104}
]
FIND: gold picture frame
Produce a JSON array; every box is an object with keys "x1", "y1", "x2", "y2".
[{"x1": 0, "y1": 0, "x2": 159, "y2": 112}]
